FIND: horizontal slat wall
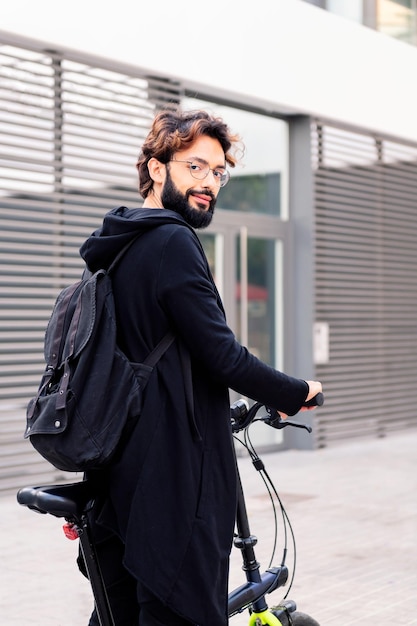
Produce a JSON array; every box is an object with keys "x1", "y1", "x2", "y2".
[
  {"x1": 0, "y1": 41, "x2": 182, "y2": 491},
  {"x1": 312, "y1": 122, "x2": 417, "y2": 446}
]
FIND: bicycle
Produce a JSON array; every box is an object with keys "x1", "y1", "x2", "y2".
[{"x1": 17, "y1": 396, "x2": 323, "y2": 626}]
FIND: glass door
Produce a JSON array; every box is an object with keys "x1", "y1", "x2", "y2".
[
  {"x1": 199, "y1": 224, "x2": 286, "y2": 449},
  {"x1": 236, "y1": 229, "x2": 282, "y2": 368}
]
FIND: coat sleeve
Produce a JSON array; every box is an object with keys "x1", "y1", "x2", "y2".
[{"x1": 155, "y1": 227, "x2": 308, "y2": 416}]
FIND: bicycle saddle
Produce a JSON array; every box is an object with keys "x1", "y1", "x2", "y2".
[{"x1": 17, "y1": 481, "x2": 96, "y2": 521}]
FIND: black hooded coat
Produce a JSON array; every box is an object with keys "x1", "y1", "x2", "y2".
[{"x1": 79, "y1": 206, "x2": 309, "y2": 625}]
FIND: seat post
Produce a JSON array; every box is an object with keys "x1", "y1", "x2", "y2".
[{"x1": 77, "y1": 515, "x2": 115, "y2": 626}]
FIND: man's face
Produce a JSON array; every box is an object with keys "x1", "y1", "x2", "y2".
[{"x1": 161, "y1": 135, "x2": 226, "y2": 229}]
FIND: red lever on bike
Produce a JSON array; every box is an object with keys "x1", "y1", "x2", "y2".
[{"x1": 63, "y1": 522, "x2": 79, "y2": 540}]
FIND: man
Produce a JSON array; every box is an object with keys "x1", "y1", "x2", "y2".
[{"x1": 80, "y1": 109, "x2": 322, "y2": 626}]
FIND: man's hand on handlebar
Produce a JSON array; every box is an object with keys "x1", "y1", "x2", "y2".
[
  {"x1": 277, "y1": 380, "x2": 323, "y2": 420},
  {"x1": 302, "y1": 380, "x2": 323, "y2": 410},
  {"x1": 230, "y1": 385, "x2": 324, "y2": 433}
]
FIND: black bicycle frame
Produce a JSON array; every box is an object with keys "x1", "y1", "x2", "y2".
[{"x1": 228, "y1": 452, "x2": 288, "y2": 617}]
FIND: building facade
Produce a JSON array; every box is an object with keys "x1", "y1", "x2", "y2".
[
  {"x1": 1, "y1": 0, "x2": 417, "y2": 490},
  {"x1": 306, "y1": 0, "x2": 417, "y2": 46}
]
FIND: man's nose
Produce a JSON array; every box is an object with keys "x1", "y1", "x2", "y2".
[{"x1": 202, "y1": 169, "x2": 218, "y2": 191}]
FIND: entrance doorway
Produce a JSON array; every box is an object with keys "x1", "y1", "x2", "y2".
[{"x1": 199, "y1": 211, "x2": 290, "y2": 449}]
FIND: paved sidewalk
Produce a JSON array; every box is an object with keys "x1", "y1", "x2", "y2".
[{"x1": 1, "y1": 431, "x2": 417, "y2": 625}]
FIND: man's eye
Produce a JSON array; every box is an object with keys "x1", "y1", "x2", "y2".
[
  {"x1": 190, "y1": 163, "x2": 202, "y2": 172},
  {"x1": 213, "y1": 170, "x2": 224, "y2": 179}
]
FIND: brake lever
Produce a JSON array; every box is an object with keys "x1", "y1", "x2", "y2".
[
  {"x1": 264, "y1": 407, "x2": 313, "y2": 433},
  {"x1": 231, "y1": 393, "x2": 324, "y2": 434}
]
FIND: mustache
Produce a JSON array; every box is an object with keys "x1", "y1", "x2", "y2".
[{"x1": 187, "y1": 189, "x2": 216, "y2": 202}]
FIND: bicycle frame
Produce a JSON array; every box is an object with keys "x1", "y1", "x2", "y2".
[{"x1": 228, "y1": 448, "x2": 291, "y2": 623}]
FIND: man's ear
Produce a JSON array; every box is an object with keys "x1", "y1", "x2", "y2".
[{"x1": 147, "y1": 157, "x2": 166, "y2": 184}]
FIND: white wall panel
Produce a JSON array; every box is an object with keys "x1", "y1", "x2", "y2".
[{"x1": 2, "y1": 1, "x2": 417, "y2": 142}]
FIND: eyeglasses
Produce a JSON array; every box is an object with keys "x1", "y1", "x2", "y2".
[{"x1": 169, "y1": 159, "x2": 230, "y2": 188}]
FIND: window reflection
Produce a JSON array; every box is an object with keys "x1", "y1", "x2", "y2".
[
  {"x1": 219, "y1": 172, "x2": 280, "y2": 215},
  {"x1": 183, "y1": 97, "x2": 288, "y2": 217},
  {"x1": 199, "y1": 233, "x2": 215, "y2": 275},
  {"x1": 326, "y1": 0, "x2": 363, "y2": 23},
  {"x1": 377, "y1": 0, "x2": 416, "y2": 45},
  {"x1": 236, "y1": 236, "x2": 276, "y2": 365},
  {"x1": 198, "y1": 232, "x2": 224, "y2": 300},
  {"x1": 314, "y1": 0, "x2": 417, "y2": 46}
]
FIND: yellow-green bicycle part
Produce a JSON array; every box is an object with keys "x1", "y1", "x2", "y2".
[{"x1": 248, "y1": 609, "x2": 283, "y2": 625}]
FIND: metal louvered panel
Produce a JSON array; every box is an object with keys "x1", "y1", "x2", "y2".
[
  {"x1": 0, "y1": 44, "x2": 183, "y2": 400},
  {"x1": 312, "y1": 121, "x2": 417, "y2": 447},
  {"x1": 0, "y1": 40, "x2": 182, "y2": 491}
]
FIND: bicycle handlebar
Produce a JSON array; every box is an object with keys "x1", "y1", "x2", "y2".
[
  {"x1": 230, "y1": 393, "x2": 324, "y2": 434},
  {"x1": 302, "y1": 392, "x2": 324, "y2": 408}
]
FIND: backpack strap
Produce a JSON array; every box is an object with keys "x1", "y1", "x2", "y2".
[
  {"x1": 144, "y1": 334, "x2": 200, "y2": 440},
  {"x1": 48, "y1": 281, "x2": 82, "y2": 369},
  {"x1": 143, "y1": 331, "x2": 176, "y2": 368},
  {"x1": 107, "y1": 233, "x2": 143, "y2": 274},
  {"x1": 109, "y1": 234, "x2": 198, "y2": 438},
  {"x1": 81, "y1": 233, "x2": 143, "y2": 280},
  {"x1": 103, "y1": 233, "x2": 176, "y2": 368}
]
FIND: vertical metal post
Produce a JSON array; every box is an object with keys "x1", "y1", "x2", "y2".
[
  {"x1": 240, "y1": 226, "x2": 248, "y2": 347},
  {"x1": 286, "y1": 116, "x2": 315, "y2": 450},
  {"x1": 49, "y1": 51, "x2": 65, "y2": 290}
]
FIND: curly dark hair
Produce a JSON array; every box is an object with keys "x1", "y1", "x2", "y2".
[{"x1": 136, "y1": 109, "x2": 242, "y2": 198}]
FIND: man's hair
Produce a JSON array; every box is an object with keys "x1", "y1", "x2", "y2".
[{"x1": 137, "y1": 109, "x2": 241, "y2": 198}]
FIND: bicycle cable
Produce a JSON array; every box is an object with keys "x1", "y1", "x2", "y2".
[{"x1": 234, "y1": 421, "x2": 298, "y2": 599}]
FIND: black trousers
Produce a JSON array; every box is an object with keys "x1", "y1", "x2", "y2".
[{"x1": 82, "y1": 529, "x2": 195, "y2": 626}]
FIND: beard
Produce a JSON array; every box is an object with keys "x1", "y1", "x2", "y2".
[{"x1": 161, "y1": 169, "x2": 216, "y2": 229}]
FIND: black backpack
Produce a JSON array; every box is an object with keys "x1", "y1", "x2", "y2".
[{"x1": 24, "y1": 236, "x2": 175, "y2": 472}]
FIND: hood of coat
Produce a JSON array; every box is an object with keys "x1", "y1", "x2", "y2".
[{"x1": 80, "y1": 206, "x2": 192, "y2": 273}]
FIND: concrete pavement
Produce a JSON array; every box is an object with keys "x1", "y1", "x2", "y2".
[{"x1": 1, "y1": 430, "x2": 417, "y2": 625}]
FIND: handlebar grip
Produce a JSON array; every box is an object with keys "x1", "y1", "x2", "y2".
[{"x1": 303, "y1": 392, "x2": 324, "y2": 407}]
